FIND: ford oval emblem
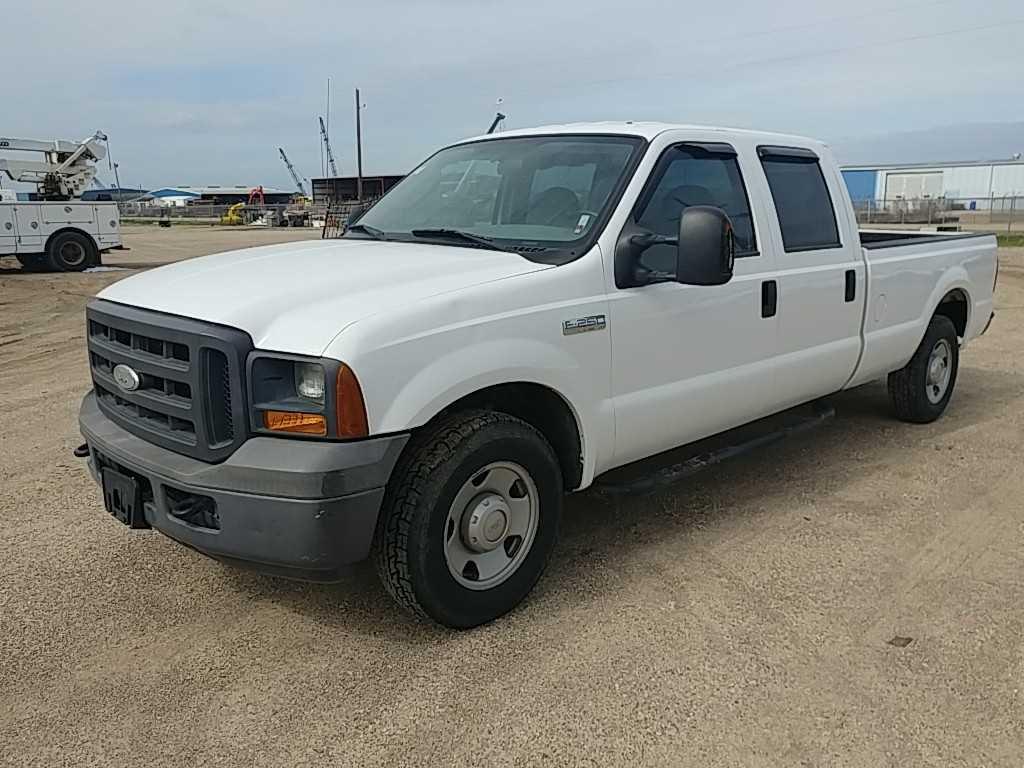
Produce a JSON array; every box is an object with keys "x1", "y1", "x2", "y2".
[{"x1": 112, "y1": 363, "x2": 141, "y2": 392}]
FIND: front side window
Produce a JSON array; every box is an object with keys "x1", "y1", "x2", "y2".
[
  {"x1": 631, "y1": 144, "x2": 758, "y2": 274},
  {"x1": 350, "y1": 135, "x2": 645, "y2": 261},
  {"x1": 759, "y1": 150, "x2": 841, "y2": 252}
]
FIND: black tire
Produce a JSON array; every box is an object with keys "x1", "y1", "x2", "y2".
[
  {"x1": 16, "y1": 254, "x2": 47, "y2": 272},
  {"x1": 888, "y1": 314, "x2": 959, "y2": 423},
  {"x1": 45, "y1": 230, "x2": 94, "y2": 272},
  {"x1": 374, "y1": 410, "x2": 563, "y2": 628}
]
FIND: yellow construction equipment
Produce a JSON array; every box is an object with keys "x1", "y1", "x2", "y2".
[{"x1": 220, "y1": 202, "x2": 245, "y2": 225}]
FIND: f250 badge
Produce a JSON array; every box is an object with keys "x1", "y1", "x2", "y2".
[{"x1": 562, "y1": 314, "x2": 607, "y2": 335}]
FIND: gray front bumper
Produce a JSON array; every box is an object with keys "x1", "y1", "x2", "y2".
[{"x1": 79, "y1": 392, "x2": 409, "y2": 580}]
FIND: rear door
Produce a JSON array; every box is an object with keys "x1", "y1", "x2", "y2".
[{"x1": 756, "y1": 146, "x2": 865, "y2": 408}]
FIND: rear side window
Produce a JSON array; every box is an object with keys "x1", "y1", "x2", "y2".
[{"x1": 759, "y1": 148, "x2": 840, "y2": 252}]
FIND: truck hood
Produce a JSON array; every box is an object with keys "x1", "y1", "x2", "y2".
[{"x1": 98, "y1": 238, "x2": 551, "y2": 355}]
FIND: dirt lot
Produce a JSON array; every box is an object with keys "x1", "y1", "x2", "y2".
[{"x1": 2, "y1": 226, "x2": 1023, "y2": 767}]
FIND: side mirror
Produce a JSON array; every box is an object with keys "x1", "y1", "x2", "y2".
[{"x1": 675, "y1": 206, "x2": 735, "y2": 286}]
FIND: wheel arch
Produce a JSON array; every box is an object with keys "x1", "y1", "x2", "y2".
[
  {"x1": 409, "y1": 381, "x2": 585, "y2": 492},
  {"x1": 933, "y1": 286, "x2": 969, "y2": 339},
  {"x1": 45, "y1": 226, "x2": 100, "y2": 262}
]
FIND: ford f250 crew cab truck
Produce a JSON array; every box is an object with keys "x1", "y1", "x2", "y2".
[{"x1": 78, "y1": 123, "x2": 997, "y2": 628}]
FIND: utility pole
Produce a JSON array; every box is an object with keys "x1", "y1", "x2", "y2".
[{"x1": 355, "y1": 87, "x2": 363, "y2": 201}]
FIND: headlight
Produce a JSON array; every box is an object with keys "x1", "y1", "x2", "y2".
[
  {"x1": 249, "y1": 354, "x2": 367, "y2": 439},
  {"x1": 294, "y1": 362, "x2": 325, "y2": 403}
]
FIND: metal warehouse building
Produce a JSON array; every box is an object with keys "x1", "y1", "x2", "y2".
[
  {"x1": 841, "y1": 159, "x2": 1024, "y2": 209},
  {"x1": 311, "y1": 175, "x2": 405, "y2": 205}
]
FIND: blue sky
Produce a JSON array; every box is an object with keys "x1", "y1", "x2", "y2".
[{"x1": 2, "y1": 0, "x2": 1022, "y2": 191}]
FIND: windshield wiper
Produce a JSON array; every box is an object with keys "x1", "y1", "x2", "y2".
[
  {"x1": 345, "y1": 223, "x2": 388, "y2": 240},
  {"x1": 410, "y1": 228, "x2": 518, "y2": 254}
]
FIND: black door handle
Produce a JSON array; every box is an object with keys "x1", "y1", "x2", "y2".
[
  {"x1": 845, "y1": 270, "x2": 856, "y2": 302},
  {"x1": 761, "y1": 280, "x2": 777, "y2": 318}
]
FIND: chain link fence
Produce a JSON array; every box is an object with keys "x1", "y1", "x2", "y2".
[
  {"x1": 853, "y1": 196, "x2": 1024, "y2": 231},
  {"x1": 119, "y1": 202, "x2": 323, "y2": 225},
  {"x1": 120, "y1": 196, "x2": 1023, "y2": 233},
  {"x1": 119, "y1": 200, "x2": 379, "y2": 232}
]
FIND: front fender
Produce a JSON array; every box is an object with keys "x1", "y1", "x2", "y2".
[{"x1": 377, "y1": 337, "x2": 608, "y2": 486}]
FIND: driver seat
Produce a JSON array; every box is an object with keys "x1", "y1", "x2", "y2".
[{"x1": 524, "y1": 186, "x2": 581, "y2": 229}]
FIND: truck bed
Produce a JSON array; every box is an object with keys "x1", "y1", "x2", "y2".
[{"x1": 859, "y1": 229, "x2": 991, "y2": 249}]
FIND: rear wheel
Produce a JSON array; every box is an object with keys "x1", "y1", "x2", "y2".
[
  {"x1": 888, "y1": 314, "x2": 959, "y2": 423},
  {"x1": 46, "y1": 231, "x2": 94, "y2": 272},
  {"x1": 374, "y1": 410, "x2": 563, "y2": 628}
]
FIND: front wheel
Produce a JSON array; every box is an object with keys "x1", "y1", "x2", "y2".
[
  {"x1": 888, "y1": 314, "x2": 959, "y2": 423},
  {"x1": 374, "y1": 410, "x2": 563, "y2": 628}
]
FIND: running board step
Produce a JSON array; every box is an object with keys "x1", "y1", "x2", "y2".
[{"x1": 593, "y1": 400, "x2": 835, "y2": 496}]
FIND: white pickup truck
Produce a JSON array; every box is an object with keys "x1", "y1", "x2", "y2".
[{"x1": 78, "y1": 123, "x2": 997, "y2": 627}]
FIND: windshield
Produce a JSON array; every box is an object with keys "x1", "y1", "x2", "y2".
[{"x1": 349, "y1": 134, "x2": 645, "y2": 259}]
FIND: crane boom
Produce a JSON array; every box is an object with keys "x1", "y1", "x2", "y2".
[
  {"x1": 0, "y1": 131, "x2": 108, "y2": 200},
  {"x1": 278, "y1": 147, "x2": 307, "y2": 196},
  {"x1": 318, "y1": 117, "x2": 339, "y2": 177}
]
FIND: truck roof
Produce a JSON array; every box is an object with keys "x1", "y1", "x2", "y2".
[{"x1": 456, "y1": 121, "x2": 827, "y2": 150}]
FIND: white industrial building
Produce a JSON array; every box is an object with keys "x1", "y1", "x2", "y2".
[{"x1": 842, "y1": 159, "x2": 1024, "y2": 209}]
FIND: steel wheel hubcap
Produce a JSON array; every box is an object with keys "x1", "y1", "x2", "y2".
[
  {"x1": 926, "y1": 339, "x2": 952, "y2": 404},
  {"x1": 444, "y1": 461, "x2": 539, "y2": 590},
  {"x1": 60, "y1": 242, "x2": 86, "y2": 266}
]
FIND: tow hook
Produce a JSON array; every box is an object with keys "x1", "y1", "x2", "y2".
[{"x1": 73, "y1": 443, "x2": 90, "y2": 458}]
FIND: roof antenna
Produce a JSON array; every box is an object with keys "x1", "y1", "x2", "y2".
[{"x1": 487, "y1": 98, "x2": 506, "y2": 134}]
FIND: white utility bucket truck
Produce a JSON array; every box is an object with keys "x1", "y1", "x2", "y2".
[{"x1": 0, "y1": 131, "x2": 123, "y2": 271}]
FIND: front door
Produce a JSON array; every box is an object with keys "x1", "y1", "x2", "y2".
[{"x1": 607, "y1": 142, "x2": 779, "y2": 468}]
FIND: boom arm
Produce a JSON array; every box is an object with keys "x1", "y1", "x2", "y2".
[
  {"x1": 319, "y1": 117, "x2": 339, "y2": 177},
  {"x1": 0, "y1": 131, "x2": 108, "y2": 199},
  {"x1": 278, "y1": 147, "x2": 307, "y2": 196}
]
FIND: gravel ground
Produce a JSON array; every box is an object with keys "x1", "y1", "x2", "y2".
[{"x1": 1, "y1": 227, "x2": 1022, "y2": 767}]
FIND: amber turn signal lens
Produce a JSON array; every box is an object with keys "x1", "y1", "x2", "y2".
[
  {"x1": 263, "y1": 410, "x2": 327, "y2": 436},
  {"x1": 336, "y1": 364, "x2": 369, "y2": 438}
]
